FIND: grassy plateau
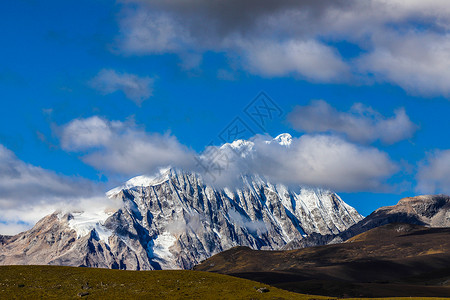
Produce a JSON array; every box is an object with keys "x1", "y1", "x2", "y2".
[{"x1": 0, "y1": 265, "x2": 449, "y2": 299}]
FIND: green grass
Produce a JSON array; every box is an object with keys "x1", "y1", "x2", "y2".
[
  {"x1": 0, "y1": 265, "x2": 448, "y2": 299},
  {"x1": 0, "y1": 265, "x2": 328, "y2": 299}
]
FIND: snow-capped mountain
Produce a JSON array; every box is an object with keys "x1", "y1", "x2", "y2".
[{"x1": 0, "y1": 134, "x2": 362, "y2": 270}]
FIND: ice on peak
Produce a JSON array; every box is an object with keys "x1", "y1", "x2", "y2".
[
  {"x1": 273, "y1": 133, "x2": 292, "y2": 146},
  {"x1": 106, "y1": 167, "x2": 172, "y2": 197},
  {"x1": 130, "y1": 167, "x2": 171, "y2": 185},
  {"x1": 212, "y1": 133, "x2": 293, "y2": 159}
]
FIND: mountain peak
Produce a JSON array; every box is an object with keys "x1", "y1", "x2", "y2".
[
  {"x1": 106, "y1": 167, "x2": 172, "y2": 197},
  {"x1": 273, "y1": 133, "x2": 292, "y2": 146}
]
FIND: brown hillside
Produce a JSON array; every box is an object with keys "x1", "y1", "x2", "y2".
[{"x1": 195, "y1": 223, "x2": 450, "y2": 298}]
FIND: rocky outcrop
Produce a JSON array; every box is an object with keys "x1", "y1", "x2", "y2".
[{"x1": 0, "y1": 235, "x2": 11, "y2": 246}]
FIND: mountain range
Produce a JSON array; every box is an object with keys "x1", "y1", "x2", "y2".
[{"x1": 0, "y1": 134, "x2": 362, "y2": 270}]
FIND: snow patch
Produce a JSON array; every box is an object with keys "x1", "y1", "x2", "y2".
[
  {"x1": 273, "y1": 133, "x2": 292, "y2": 146},
  {"x1": 213, "y1": 228, "x2": 222, "y2": 238},
  {"x1": 68, "y1": 210, "x2": 113, "y2": 243},
  {"x1": 223, "y1": 187, "x2": 235, "y2": 200},
  {"x1": 106, "y1": 167, "x2": 172, "y2": 197},
  {"x1": 151, "y1": 232, "x2": 177, "y2": 268}
]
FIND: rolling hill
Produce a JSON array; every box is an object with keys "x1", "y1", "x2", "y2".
[{"x1": 195, "y1": 223, "x2": 450, "y2": 298}]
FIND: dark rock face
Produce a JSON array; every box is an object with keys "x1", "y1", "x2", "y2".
[
  {"x1": 0, "y1": 235, "x2": 11, "y2": 246},
  {"x1": 0, "y1": 169, "x2": 362, "y2": 270}
]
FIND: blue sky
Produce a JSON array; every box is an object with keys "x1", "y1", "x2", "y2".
[{"x1": 1, "y1": 0, "x2": 450, "y2": 234}]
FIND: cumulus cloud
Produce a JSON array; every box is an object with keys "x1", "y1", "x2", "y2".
[
  {"x1": 0, "y1": 145, "x2": 115, "y2": 235},
  {"x1": 114, "y1": 0, "x2": 450, "y2": 96},
  {"x1": 357, "y1": 32, "x2": 450, "y2": 97},
  {"x1": 416, "y1": 150, "x2": 450, "y2": 194},
  {"x1": 60, "y1": 116, "x2": 196, "y2": 175},
  {"x1": 199, "y1": 134, "x2": 397, "y2": 192},
  {"x1": 240, "y1": 39, "x2": 350, "y2": 81},
  {"x1": 288, "y1": 100, "x2": 417, "y2": 144},
  {"x1": 90, "y1": 69, "x2": 154, "y2": 105}
]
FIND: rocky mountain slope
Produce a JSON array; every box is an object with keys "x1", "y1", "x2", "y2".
[
  {"x1": 0, "y1": 235, "x2": 10, "y2": 246},
  {"x1": 352, "y1": 194, "x2": 450, "y2": 229},
  {"x1": 0, "y1": 134, "x2": 362, "y2": 270},
  {"x1": 284, "y1": 194, "x2": 450, "y2": 250}
]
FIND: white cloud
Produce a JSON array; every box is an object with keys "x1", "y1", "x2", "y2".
[
  {"x1": 60, "y1": 116, "x2": 118, "y2": 150},
  {"x1": 0, "y1": 222, "x2": 31, "y2": 236},
  {"x1": 416, "y1": 150, "x2": 450, "y2": 194},
  {"x1": 90, "y1": 69, "x2": 154, "y2": 105},
  {"x1": 288, "y1": 100, "x2": 417, "y2": 144},
  {"x1": 0, "y1": 145, "x2": 94, "y2": 205},
  {"x1": 239, "y1": 39, "x2": 349, "y2": 81},
  {"x1": 357, "y1": 32, "x2": 450, "y2": 97},
  {"x1": 114, "y1": 0, "x2": 450, "y2": 96},
  {"x1": 257, "y1": 135, "x2": 397, "y2": 191},
  {"x1": 0, "y1": 145, "x2": 115, "y2": 235},
  {"x1": 199, "y1": 134, "x2": 397, "y2": 192},
  {"x1": 60, "y1": 116, "x2": 196, "y2": 175},
  {"x1": 227, "y1": 208, "x2": 267, "y2": 233}
]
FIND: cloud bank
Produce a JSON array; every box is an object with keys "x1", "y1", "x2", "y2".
[
  {"x1": 205, "y1": 134, "x2": 397, "y2": 192},
  {"x1": 60, "y1": 116, "x2": 196, "y2": 175},
  {"x1": 254, "y1": 134, "x2": 397, "y2": 191},
  {"x1": 115, "y1": 0, "x2": 450, "y2": 96},
  {"x1": 59, "y1": 116, "x2": 397, "y2": 192},
  {"x1": 288, "y1": 100, "x2": 417, "y2": 144}
]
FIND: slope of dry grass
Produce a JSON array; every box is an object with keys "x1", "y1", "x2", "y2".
[
  {"x1": 0, "y1": 265, "x2": 329, "y2": 299},
  {"x1": 0, "y1": 265, "x2": 448, "y2": 299}
]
